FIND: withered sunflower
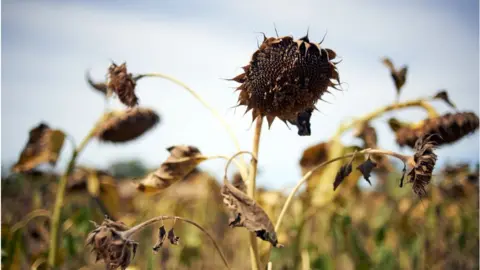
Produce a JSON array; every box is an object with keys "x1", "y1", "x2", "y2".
[
  {"x1": 394, "y1": 112, "x2": 479, "y2": 148},
  {"x1": 107, "y1": 62, "x2": 138, "y2": 107},
  {"x1": 407, "y1": 136, "x2": 438, "y2": 197},
  {"x1": 95, "y1": 108, "x2": 160, "y2": 143},
  {"x1": 232, "y1": 33, "x2": 340, "y2": 132}
]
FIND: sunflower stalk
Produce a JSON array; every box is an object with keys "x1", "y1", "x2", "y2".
[{"x1": 47, "y1": 126, "x2": 97, "y2": 267}]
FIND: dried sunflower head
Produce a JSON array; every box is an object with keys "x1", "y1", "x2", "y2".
[
  {"x1": 299, "y1": 142, "x2": 329, "y2": 173},
  {"x1": 406, "y1": 136, "x2": 438, "y2": 197},
  {"x1": 232, "y1": 33, "x2": 340, "y2": 129},
  {"x1": 95, "y1": 108, "x2": 160, "y2": 143},
  {"x1": 85, "y1": 218, "x2": 138, "y2": 270},
  {"x1": 394, "y1": 112, "x2": 479, "y2": 148},
  {"x1": 108, "y1": 62, "x2": 138, "y2": 107}
]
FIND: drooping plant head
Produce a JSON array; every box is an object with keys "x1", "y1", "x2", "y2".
[
  {"x1": 391, "y1": 112, "x2": 479, "y2": 148},
  {"x1": 231, "y1": 32, "x2": 340, "y2": 135}
]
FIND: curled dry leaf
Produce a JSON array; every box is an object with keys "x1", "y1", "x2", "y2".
[
  {"x1": 232, "y1": 172, "x2": 247, "y2": 193},
  {"x1": 85, "y1": 70, "x2": 108, "y2": 95},
  {"x1": 288, "y1": 108, "x2": 314, "y2": 136},
  {"x1": 333, "y1": 153, "x2": 356, "y2": 191},
  {"x1": 153, "y1": 226, "x2": 167, "y2": 252},
  {"x1": 433, "y1": 90, "x2": 456, "y2": 109},
  {"x1": 356, "y1": 156, "x2": 377, "y2": 186},
  {"x1": 13, "y1": 123, "x2": 66, "y2": 173},
  {"x1": 221, "y1": 181, "x2": 280, "y2": 247},
  {"x1": 137, "y1": 146, "x2": 207, "y2": 193},
  {"x1": 95, "y1": 108, "x2": 160, "y2": 143},
  {"x1": 167, "y1": 228, "x2": 180, "y2": 245},
  {"x1": 382, "y1": 57, "x2": 408, "y2": 97}
]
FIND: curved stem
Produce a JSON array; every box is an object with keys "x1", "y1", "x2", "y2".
[
  {"x1": 336, "y1": 99, "x2": 439, "y2": 136},
  {"x1": 48, "y1": 127, "x2": 97, "y2": 268},
  {"x1": 274, "y1": 148, "x2": 409, "y2": 232},
  {"x1": 141, "y1": 73, "x2": 245, "y2": 164},
  {"x1": 248, "y1": 117, "x2": 263, "y2": 270},
  {"x1": 10, "y1": 209, "x2": 50, "y2": 234},
  {"x1": 121, "y1": 215, "x2": 230, "y2": 270},
  {"x1": 218, "y1": 151, "x2": 255, "y2": 184}
]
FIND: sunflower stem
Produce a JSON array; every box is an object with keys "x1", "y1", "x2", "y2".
[
  {"x1": 336, "y1": 98, "x2": 439, "y2": 136},
  {"x1": 140, "y1": 73, "x2": 248, "y2": 173},
  {"x1": 121, "y1": 215, "x2": 231, "y2": 270},
  {"x1": 274, "y1": 148, "x2": 410, "y2": 233},
  {"x1": 47, "y1": 127, "x2": 96, "y2": 268},
  {"x1": 248, "y1": 116, "x2": 263, "y2": 270}
]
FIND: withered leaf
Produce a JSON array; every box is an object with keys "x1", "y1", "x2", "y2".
[
  {"x1": 232, "y1": 172, "x2": 247, "y2": 193},
  {"x1": 85, "y1": 70, "x2": 108, "y2": 95},
  {"x1": 137, "y1": 145, "x2": 207, "y2": 193},
  {"x1": 13, "y1": 123, "x2": 66, "y2": 173},
  {"x1": 288, "y1": 108, "x2": 313, "y2": 136},
  {"x1": 333, "y1": 153, "x2": 356, "y2": 191},
  {"x1": 167, "y1": 228, "x2": 180, "y2": 245},
  {"x1": 153, "y1": 226, "x2": 167, "y2": 252},
  {"x1": 382, "y1": 57, "x2": 407, "y2": 97},
  {"x1": 433, "y1": 90, "x2": 457, "y2": 109},
  {"x1": 356, "y1": 157, "x2": 377, "y2": 186},
  {"x1": 399, "y1": 163, "x2": 407, "y2": 188},
  {"x1": 221, "y1": 182, "x2": 280, "y2": 247}
]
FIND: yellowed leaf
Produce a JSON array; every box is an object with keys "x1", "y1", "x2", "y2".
[{"x1": 13, "y1": 123, "x2": 65, "y2": 173}]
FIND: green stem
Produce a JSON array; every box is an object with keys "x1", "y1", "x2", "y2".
[
  {"x1": 47, "y1": 128, "x2": 96, "y2": 268},
  {"x1": 248, "y1": 117, "x2": 263, "y2": 270}
]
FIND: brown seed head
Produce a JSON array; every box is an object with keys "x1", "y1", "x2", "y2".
[
  {"x1": 395, "y1": 112, "x2": 479, "y2": 148},
  {"x1": 96, "y1": 108, "x2": 160, "y2": 143},
  {"x1": 107, "y1": 62, "x2": 138, "y2": 107},
  {"x1": 299, "y1": 142, "x2": 329, "y2": 172},
  {"x1": 85, "y1": 218, "x2": 138, "y2": 270},
  {"x1": 407, "y1": 136, "x2": 438, "y2": 197},
  {"x1": 232, "y1": 34, "x2": 340, "y2": 127}
]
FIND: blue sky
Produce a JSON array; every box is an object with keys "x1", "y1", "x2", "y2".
[{"x1": 2, "y1": 0, "x2": 479, "y2": 189}]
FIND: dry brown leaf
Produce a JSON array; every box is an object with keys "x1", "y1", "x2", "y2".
[
  {"x1": 167, "y1": 228, "x2": 180, "y2": 245},
  {"x1": 13, "y1": 123, "x2": 66, "y2": 173},
  {"x1": 382, "y1": 57, "x2": 407, "y2": 97},
  {"x1": 333, "y1": 153, "x2": 356, "y2": 191},
  {"x1": 221, "y1": 181, "x2": 280, "y2": 247},
  {"x1": 433, "y1": 90, "x2": 457, "y2": 109},
  {"x1": 136, "y1": 146, "x2": 207, "y2": 193},
  {"x1": 152, "y1": 226, "x2": 167, "y2": 252},
  {"x1": 356, "y1": 157, "x2": 377, "y2": 186}
]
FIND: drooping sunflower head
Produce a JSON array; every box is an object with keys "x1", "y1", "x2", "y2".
[
  {"x1": 232, "y1": 33, "x2": 340, "y2": 131},
  {"x1": 393, "y1": 112, "x2": 479, "y2": 148}
]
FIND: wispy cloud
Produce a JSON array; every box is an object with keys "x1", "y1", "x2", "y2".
[{"x1": 2, "y1": 0, "x2": 478, "y2": 188}]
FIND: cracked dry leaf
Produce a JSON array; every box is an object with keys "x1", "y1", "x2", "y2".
[
  {"x1": 356, "y1": 157, "x2": 377, "y2": 186},
  {"x1": 433, "y1": 90, "x2": 457, "y2": 109},
  {"x1": 221, "y1": 181, "x2": 280, "y2": 247},
  {"x1": 167, "y1": 228, "x2": 180, "y2": 245},
  {"x1": 333, "y1": 153, "x2": 356, "y2": 191},
  {"x1": 288, "y1": 108, "x2": 314, "y2": 136},
  {"x1": 153, "y1": 226, "x2": 167, "y2": 252},
  {"x1": 13, "y1": 123, "x2": 66, "y2": 173},
  {"x1": 137, "y1": 146, "x2": 207, "y2": 193}
]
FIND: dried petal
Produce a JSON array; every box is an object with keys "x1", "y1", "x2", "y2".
[
  {"x1": 137, "y1": 146, "x2": 207, "y2": 193},
  {"x1": 221, "y1": 181, "x2": 280, "y2": 247},
  {"x1": 167, "y1": 228, "x2": 180, "y2": 245},
  {"x1": 107, "y1": 62, "x2": 138, "y2": 107},
  {"x1": 433, "y1": 90, "x2": 456, "y2": 109},
  {"x1": 356, "y1": 157, "x2": 377, "y2": 186},
  {"x1": 153, "y1": 226, "x2": 167, "y2": 252},
  {"x1": 95, "y1": 108, "x2": 160, "y2": 143},
  {"x1": 232, "y1": 33, "x2": 340, "y2": 128},
  {"x1": 13, "y1": 123, "x2": 66, "y2": 173},
  {"x1": 394, "y1": 112, "x2": 479, "y2": 148},
  {"x1": 333, "y1": 153, "x2": 355, "y2": 191}
]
